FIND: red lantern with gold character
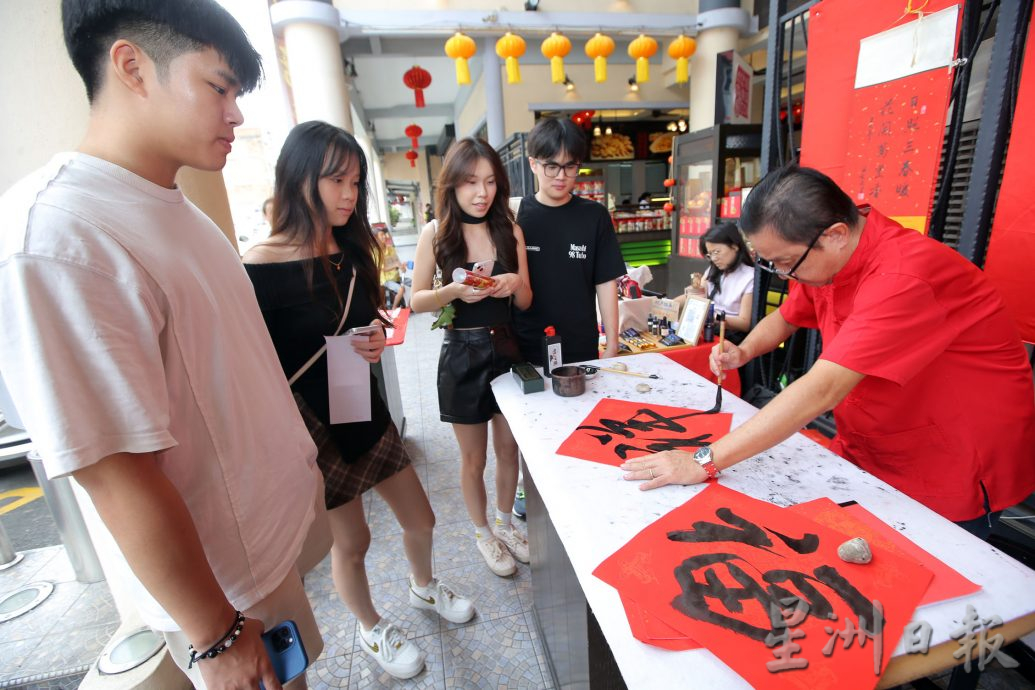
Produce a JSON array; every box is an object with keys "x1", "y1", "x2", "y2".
[
  {"x1": 405, "y1": 150, "x2": 419, "y2": 168},
  {"x1": 405, "y1": 124, "x2": 423, "y2": 148},
  {"x1": 403, "y1": 65, "x2": 431, "y2": 108}
]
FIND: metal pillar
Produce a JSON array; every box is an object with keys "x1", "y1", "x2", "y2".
[
  {"x1": 483, "y1": 37, "x2": 505, "y2": 147},
  {"x1": 957, "y1": 0, "x2": 1033, "y2": 266},
  {"x1": 27, "y1": 451, "x2": 104, "y2": 583}
]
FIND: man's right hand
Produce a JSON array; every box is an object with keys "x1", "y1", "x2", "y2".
[
  {"x1": 197, "y1": 618, "x2": 281, "y2": 690},
  {"x1": 710, "y1": 340, "x2": 748, "y2": 377}
]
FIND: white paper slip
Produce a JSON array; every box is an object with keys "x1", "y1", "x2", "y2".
[
  {"x1": 855, "y1": 5, "x2": 959, "y2": 89},
  {"x1": 325, "y1": 334, "x2": 372, "y2": 424}
]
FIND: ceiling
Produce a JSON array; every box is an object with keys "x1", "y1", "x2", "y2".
[{"x1": 334, "y1": 9, "x2": 706, "y2": 154}]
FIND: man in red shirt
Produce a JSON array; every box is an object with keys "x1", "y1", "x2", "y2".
[{"x1": 622, "y1": 165, "x2": 1035, "y2": 538}]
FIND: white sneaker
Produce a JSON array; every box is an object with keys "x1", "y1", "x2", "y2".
[
  {"x1": 476, "y1": 535, "x2": 517, "y2": 576},
  {"x1": 408, "y1": 576, "x2": 476, "y2": 624},
  {"x1": 493, "y1": 523, "x2": 530, "y2": 564},
  {"x1": 358, "y1": 620, "x2": 425, "y2": 680}
]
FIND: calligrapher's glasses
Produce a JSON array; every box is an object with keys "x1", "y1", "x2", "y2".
[
  {"x1": 752, "y1": 226, "x2": 827, "y2": 280},
  {"x1": 536, "y1": 159, "x2": 581, "y2": 178}
]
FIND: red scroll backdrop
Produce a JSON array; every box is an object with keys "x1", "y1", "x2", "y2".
[
  {"x1": 982, "y1": 15, "x2": 1035, "y2": 343},
  {"x1": 800, "y1": 0, "x2": 962, "y2": 234}
]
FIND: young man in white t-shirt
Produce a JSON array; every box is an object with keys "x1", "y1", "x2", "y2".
[{"x1": 0, "y1": 2, "x2": 323, "y2": 687}]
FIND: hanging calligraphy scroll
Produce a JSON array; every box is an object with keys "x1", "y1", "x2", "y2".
[
  {"x1": 594, "y1": 484, "x2": 932, "y2": 689},
  {"x1": 555, "y1": 398, "x2": 733, "y2": 468},
  {"x1": 801, "y1": 0, "x2": 962, "y2": 234}
]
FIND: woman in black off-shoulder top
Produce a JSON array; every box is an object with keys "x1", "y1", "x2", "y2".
[{"x1": 243, "y1": 122, "x2": 474, "y2": 681}]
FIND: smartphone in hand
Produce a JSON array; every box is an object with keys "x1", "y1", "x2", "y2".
[
  {"x1": 345, "y1": 325, "x2": 381, "y2": 337},
  {"x1": 261, "y1": 621, "x2": 308, "y2": 686}
]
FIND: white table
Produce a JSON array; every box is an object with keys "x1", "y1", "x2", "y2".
[{"x1": 491, "y1": 353, "x2": 1035, "y2": 688}]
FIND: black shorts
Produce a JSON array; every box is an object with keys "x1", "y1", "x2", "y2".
[{"x1": 438, "y1": 325, "x2": 521, "y2": 424}]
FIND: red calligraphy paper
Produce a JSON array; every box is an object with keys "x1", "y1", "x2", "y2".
[
  {"x1": 594, "y1": 484, "x2": 932, "y2": 690},
  {"x1": 620, "y1": 593, "x2": 701, "y2": 651},
  {"x1": 555, "y1": 398, "x2": 733, "y2": 468},
  {"x1": 789, "y1": 498, "x2": 979, "y2": 607}
]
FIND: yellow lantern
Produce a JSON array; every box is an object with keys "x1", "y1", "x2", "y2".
[
  {"x1": 584, "y1": 32, "x2": 615, "y2": 83},
  {"x1": 495, "y1": 32, "x2": 526, "y2": 84},
  {"x1": 445, "y1": 32, "x2": 477, "y2": 85},
  {"x1": 540, "y1": 32, "x2": 572, "y2": 84},
  {"x1": 628, "y1": 33, "x2": 658, "y2": 83},
  {"x1": 667, "y1": 34, "x2": 696, "y2": 84}
]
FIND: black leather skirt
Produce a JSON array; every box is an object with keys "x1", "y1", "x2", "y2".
[{"x1": 437, "y1": 324, "x2": 521, "y2": 424}]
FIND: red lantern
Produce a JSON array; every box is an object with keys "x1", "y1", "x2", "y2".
[
  {"x1": 663, "y1": 178, "x2": 676, "y2": 188},
  {"x1": 663, "y1": 202, "x2": 674, "y2": 213},
  {"x1": 405, "y1": 150, "x2": 419, "y2": 168},
  {"x1": 570, "y1": 109, "x2": 595, "y2": 131},
  {"x1": 403, "y1": 66, "x2": 432, "y2": 108},
  {"x1": 405, "y1": 124, "x2": 423, "y2": 148}
]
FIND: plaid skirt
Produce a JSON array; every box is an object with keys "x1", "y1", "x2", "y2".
[{"x1": 294, "y1": 392, "x2": 411, "y2": 510}]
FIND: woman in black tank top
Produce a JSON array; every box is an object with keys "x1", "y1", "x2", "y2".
[{"x1": 409, "y1": 138, "x2": 533, "y2": 579}]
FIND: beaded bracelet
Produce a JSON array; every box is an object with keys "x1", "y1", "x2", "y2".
[{"x1": 187, "y1": 610, "x2": 246, "y2": 669}]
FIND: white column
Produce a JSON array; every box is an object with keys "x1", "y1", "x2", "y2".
[
  {"x1": 483, "y1": 37, "x2": 505, "y2": 147},
  {"x1": 271, "y1": 0, "x2": 353, "y2": 132},
  {"x1": 689, "y1": 26, "x2": 740, "y2": 132}
]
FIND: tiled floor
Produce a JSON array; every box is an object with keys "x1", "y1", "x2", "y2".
[
  {"x1": 0, "y1": 547, "x2": 117, "y2": 689},
  {"x1": 302, "y1": 308, "x2": 554, "y2": 689},
  {"x1": 0, "y1": 307, "x2": 554, "y2": 689}
]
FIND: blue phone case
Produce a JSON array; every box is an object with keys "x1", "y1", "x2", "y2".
[{"x1": 261, "y1": 620, "x2": 308, "y2": 685}]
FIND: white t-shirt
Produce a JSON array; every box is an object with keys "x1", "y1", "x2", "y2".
[
  {"x1": 706, "y1": 262, "x2": 755, "y2": 318},
  {"x1": 0, "y1": 153, "x2": 319, "y2": 630}
]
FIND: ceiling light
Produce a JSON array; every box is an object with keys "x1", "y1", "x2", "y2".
[
  {"x1": 593, "y1": 125, "x2": 601, "y2": 137},
  {"x1": 678, "y1": 119, "x2": 688, "y2": 132},
  {"x1": 605, "y1": 125, "x2": 613, "y2": 135},
  {"x1": 627, "y1": 77, "x2": 639, "y2": 93},
  {"x1": 564, "y1": 75, "x2": 575, "y2": 92},
  {"x1": 666, "y1": 121, "x2": 678, "y2": 132}
]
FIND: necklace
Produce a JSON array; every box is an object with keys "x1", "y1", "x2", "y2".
[{"x1": 328, "y1": 253, "x2": 344, "y2": 271}]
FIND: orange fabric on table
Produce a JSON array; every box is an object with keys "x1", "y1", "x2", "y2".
[{"x1": 661, "y1": 343, "x2": 741, "y2": 397}]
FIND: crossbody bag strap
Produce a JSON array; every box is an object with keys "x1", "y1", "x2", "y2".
[{"x1": 287, "y1": 266, "x2": 357, "y2": 386}]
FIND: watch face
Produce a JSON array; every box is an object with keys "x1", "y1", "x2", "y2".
[{"x1": 694, "y1": 447, "x2": 711, "y2": 462}]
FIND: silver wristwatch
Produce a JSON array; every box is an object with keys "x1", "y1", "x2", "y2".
[{"x1": 692, "y1": 446, "x2": 721, "y2": 480}]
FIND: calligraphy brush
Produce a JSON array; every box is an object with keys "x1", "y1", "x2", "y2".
[
  {"x1": 708, "y1": 312, "x2": 726, "y2": 413},
  {"x1": 585, "y1": 365, "x2": 660, "y2": 380}
]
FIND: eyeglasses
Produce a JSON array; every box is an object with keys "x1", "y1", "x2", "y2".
[
  {"x1": 536, "y1": 159, "x2": 580, "y2": 178},
  {"x1": 705, "y1": 248, "x2": 728, "y2": 259},
  {"x1": 753, "y1": 227, "x2": 827, "y2": 279}
]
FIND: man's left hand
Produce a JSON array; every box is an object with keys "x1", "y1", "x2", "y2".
[{"x1": 620, "y1": 450, "x2": 708, "y2": 490}]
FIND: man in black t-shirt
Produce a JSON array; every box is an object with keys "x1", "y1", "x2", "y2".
[{"x1": 512, "y1": 117, "x2": 626, "y2": 364}]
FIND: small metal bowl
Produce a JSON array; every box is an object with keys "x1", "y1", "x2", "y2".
[{"x1": 551, "y1": 365, "x2": 586, "y2": 397}]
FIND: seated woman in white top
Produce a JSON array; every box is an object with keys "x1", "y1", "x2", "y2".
[{"x1": 688, "y1": 222, "x2": 755, "y2": 338}]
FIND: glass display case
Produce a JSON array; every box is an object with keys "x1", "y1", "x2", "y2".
[{"x1": 667, "y1": 124, "x2": 762, "y2": 295}]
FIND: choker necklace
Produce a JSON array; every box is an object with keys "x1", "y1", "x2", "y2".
[
  {"x1": 460, "y1": 209, "x2": 488, "y2": 224},
  {"x1": 328, "y1": 253, "x2": 344, "y2": 271}
]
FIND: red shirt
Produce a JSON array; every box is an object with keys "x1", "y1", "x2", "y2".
[{"x1": 780, "y1": 207, "x2": 1035, "y2": 521}]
